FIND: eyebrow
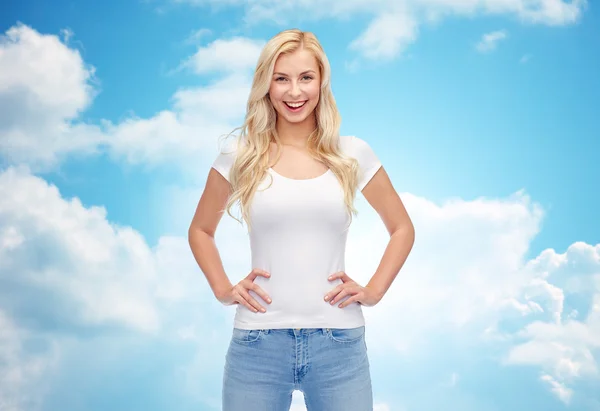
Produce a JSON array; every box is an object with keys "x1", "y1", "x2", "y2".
[{"x1": 273, "y1": 70, "x2": 317, "y2": 77}]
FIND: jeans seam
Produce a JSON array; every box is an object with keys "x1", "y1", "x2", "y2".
[
  {"x1": 326, "y1": 327, "x2": 365, "y2": 344},
  {"x1": 231, "y1": 329, "x2": 265, "y2": 345}
]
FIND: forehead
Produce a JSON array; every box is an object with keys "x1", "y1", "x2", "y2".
[{"x1": 273, "y1": 48, "x2": 319, "y2": 74}]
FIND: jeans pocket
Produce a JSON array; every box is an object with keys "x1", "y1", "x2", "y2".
[
  {"x1": 231, "y1": 328, "x2": 266, "y2": 344},
  {"x1": 326, "y1": 326, "x2": 365, "y2": 344}
]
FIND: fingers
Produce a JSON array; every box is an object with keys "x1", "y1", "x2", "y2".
[
  {"x1": 330, "y1": 287, "x2": 352, "y2": 306},
  {"x1": 326, "y1": 285, "x2": 360, "y2": 306},
  {"x1": 235, "y1": 286, "x2": 266, "y2": 313},
  {"x1": 324, "y1": 283, "x2": 345, "y2": 302},
  {"x1": 328, "y1": 271, "x2": 348, "y2": 282},
  {"x1": 232, "y1": 268, "x2": 272, "y2": 313},
  {"x1": 325, "y1": 272, "x2": 357, "y2": 306},
  {"x1": 249, "y1": 282, "x2": 272, "y2": 305},
  {"x1": 339, "y1": 294, "x2": 361, "y2": 308},
  {"x1": 248, "y1": 268, "x2": 270, "y2": 281},
  {"x1": 232, "y1": 291, "x2": 257, "y2": 313}
]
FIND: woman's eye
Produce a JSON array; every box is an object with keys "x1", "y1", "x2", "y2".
[
  {"x1": 302, "y1": 75, "x2": 313, "y2": 81},
  {"x1": 275, "y1": 77, "x2": 287, "y2": 81}
]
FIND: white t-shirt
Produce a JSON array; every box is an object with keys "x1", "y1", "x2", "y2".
[{"x1": 212, "y1": 135, "x2": 382, "y2": 330}]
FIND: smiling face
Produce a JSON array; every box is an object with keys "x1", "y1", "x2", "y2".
[{"x1": 268, "y1": 48, "x2": 321, "y2": 129}]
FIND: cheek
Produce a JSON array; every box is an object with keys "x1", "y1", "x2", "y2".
[
  {"x1": 268, "y1": 84, "x2": 285, "y2": 101},
  {"x1": 308, "y1": 88, "x2": 320, "y2": 106},
  {"x1": 308, "y1": 84, "x2": 320, "y2": 103}
]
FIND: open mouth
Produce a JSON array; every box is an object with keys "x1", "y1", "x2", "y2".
[{"x1": 284, "y1": 101, "x2": 307, "y2": 111}]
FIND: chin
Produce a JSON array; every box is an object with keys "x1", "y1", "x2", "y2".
[{"x1": 286, "y1": 114, "x2": 312, "y2": 124}]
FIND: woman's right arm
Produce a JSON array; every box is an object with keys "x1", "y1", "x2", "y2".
[
  {"x1": 188, "y1": 167, "x2": 272, "y2": 312},
  {"x1": 188, "y1": 168, "x2": 234, "y2": 302}
]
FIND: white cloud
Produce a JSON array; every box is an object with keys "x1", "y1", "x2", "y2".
[
  {"x1": 0, "y1": 24, "x2": 259, "y2": 171},
  {"x1": 179, "y1": 37, "x2": 264, "y2": 74},
  {"x1": 0, "y1": 164, "x2": 244, "y2": 409},
  {"x1": 352, "y1": 190, "x2": 544, "y2": 348},
  {"x1": 541, "y1": 373, "x2": 574, "y2": 404},
  {"x1": 417, "y1": 0, "x2": 586, "y2": 25},
  {"x1": 520, "y1": 53, "x2": 532, "y2": 63},
  {"x1": 287, "y1": 391, "x2": 392, "y2": 411},
  {"x1": 0, "y1": 310, "x2": 58, "y2": 411},
  {"x1": 0, "y1": 166, "x2": 237, "y2": 335},
  {"x1": 171, "y1": 72, "x2": 251, "y2": 121},
  {"x1": 0, "y1": 24, "x2": 95, "y2": 122},
  {"x1": 172, "y1": 0, "x2": 587, "y2": 60},
  {"x1": 289, "y1": 391, "x2": 307, "y2": 411},
  {"x1": 0, "y1": 166, "x2": 161, "y2": 332},
  {"x1": 349, "y1": 10, "x2": 419, "y2": 60},
  {"x1": 503, "y1": 242, "x2": 600, "y2": 401},
  {"x1": 0, "y1": 23, "x2": 103, "y2": 169},
  {"x1": 102, "y1": 70, "x2": 253, "y2": 167},
  {"x1": 506, "y1": 0, "x2": 586, "y2": 25},
  {"x1": 476, "y1": 30, "x2": 508, "y2": 53},
  {"x1": 105, "y1": 37, "x2": 260, "y2": 166},
  {"x1": 339, "y1": 190, "x2": 599, "y2": 402},
  {"x1": 172, "y1": 0, "x2": 244, "y2": 6},
  {"x1": 183, "y1": 27, "x2": 212, "y2": 45}
]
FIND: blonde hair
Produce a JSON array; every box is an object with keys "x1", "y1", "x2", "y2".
[{"x1": 221, "y1": 29, "x2": 361, "y2": 230}]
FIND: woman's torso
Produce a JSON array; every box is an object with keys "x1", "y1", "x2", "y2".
[{"x1": 233, "y1": 136, "x2": 365, "y2": 330}]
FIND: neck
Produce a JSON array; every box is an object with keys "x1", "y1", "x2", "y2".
[{"x1": 275, "y1": 114, "x2": 317, "y2": 147}]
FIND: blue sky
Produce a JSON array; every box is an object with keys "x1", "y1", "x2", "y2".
[{"x1": 1, "y1": 0, "x2": 599, "y2": 410}]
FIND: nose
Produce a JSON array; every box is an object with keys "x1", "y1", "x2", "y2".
[{"x1": 288, "y1": 80, "x2": 301, "y2": 98}]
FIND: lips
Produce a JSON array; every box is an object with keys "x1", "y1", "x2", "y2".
[
  {"x1": 284, "y1": 101, "x2": 307, "y2": 109},
  {"x1": 284, "y1": 101, "x2": 306, "y2": 108}
]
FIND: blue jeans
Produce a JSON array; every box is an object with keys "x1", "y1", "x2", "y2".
[{"x1": 222, "y1": 326, "x2": 373, "y2": 411}]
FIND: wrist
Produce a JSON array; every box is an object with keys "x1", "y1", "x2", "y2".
[
  {"x1": 365, "y1": 283, "x2": 385, "y2": 302},
  {"x1": 213, "y1": 282, "x2": 233, "y2": 302}
]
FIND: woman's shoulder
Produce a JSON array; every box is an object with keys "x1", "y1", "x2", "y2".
[
  {"x1": 338, "y1": 135, "x2": 381, "y2": 191},
  {"x1": 218, "y1": 135, "x2": 244, "y2": 155},
  {"x1": 338, "y1": 135, "x2": 374, "y2": 156},
  {"x1": 212, "y1": 136, "x2": 244, "y2": 182}
]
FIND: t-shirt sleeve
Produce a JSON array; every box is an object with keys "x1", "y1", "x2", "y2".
[
  {"x1": 211, "y1": 139, "x2": 238, "y2": 183},
  {"x1": 348, "y1": 136, "x2": 382, "y2": 191}
]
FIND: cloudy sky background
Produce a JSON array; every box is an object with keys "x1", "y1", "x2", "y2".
[{"x1": 1, "y1": 0, "x2": 599, "y2": 410}]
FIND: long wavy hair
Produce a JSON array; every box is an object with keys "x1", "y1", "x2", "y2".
[{"x1": 221, "y1": 29, "x2": 361, "y2": 230}]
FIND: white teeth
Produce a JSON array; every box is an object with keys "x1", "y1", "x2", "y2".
[{"x1": 285, "y1": 101, "x2": 306, "y2": 108}]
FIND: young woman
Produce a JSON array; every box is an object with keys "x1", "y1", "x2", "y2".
[{"x1": 188, "y1": 29, "x2": 415, "y2": 411}]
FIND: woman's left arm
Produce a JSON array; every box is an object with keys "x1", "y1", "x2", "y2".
[
  {"x1": 361, "y1": 166, "x2": 415, "y2": 302},
  {"x1": 325, "y1": 166, "x2": 415, "y2": 308}
]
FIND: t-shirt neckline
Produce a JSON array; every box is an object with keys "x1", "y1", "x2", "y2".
[{"x1": 268, "y1": 167, "x2": 332, "y2": 181}]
